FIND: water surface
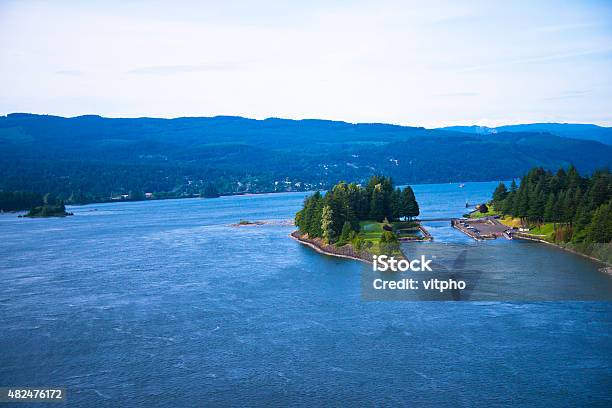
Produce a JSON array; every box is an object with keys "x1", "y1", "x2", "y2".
[{"x1": 0, "y1": 182, "x2": 610, "y2": 407}]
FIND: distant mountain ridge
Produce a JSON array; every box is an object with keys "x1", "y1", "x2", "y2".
[
  {"x1": 439, "y1": 123, "x2": 612, "y2": 145},
  {"x1": 1, "y1": 113, "x2": 610, "y2": 201}
]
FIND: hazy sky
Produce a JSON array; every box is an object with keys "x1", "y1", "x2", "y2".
[{"x1": 1, "y1": 0, "x2": 611, "y2": 127}]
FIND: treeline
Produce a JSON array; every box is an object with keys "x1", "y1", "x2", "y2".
[
  {"x1": 0, "y1": 191, "x2": 43, "y2": 211},
  {"x1": 295, "y1": 176, "x2": 419, "y2": 244},
  {"x1": 3, "y1": 114, "x2": 612, "y2": 204},
  {"x1": 0, "y1": 184, "x2": 223, "y2": 211},
  {"x1": 0, "y1": 191, "x2": 73, "y2": 216},
  {"x1": 491, "y1": 166, "x2": 611, "y2": 245}
]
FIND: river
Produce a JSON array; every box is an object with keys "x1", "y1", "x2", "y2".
[{"x1": 0, "y1": 181, "x2": 610, "y2": 407}]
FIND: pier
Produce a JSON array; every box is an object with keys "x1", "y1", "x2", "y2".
[{"x1": 451, "y1": 217, "x2": 512, "y2": 240}]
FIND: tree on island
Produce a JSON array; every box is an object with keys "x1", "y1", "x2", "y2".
[
  {"x1": 321, "y1": 204, "x2": 334, "y2": 244},
  {"x1": 400, "y1": 186, "x2": 419, "y2": 220},
  {"x1": 379, "y1": 229, "x2": 400, "y2": 254},
  {"x1": 337, "y1": 221, "x2": 354, "y2": 246},
  {"x1": 369, "y1": 184, "x2": 385, "y2": 222},
  {"x1": 26, "y1": 192, "x2": 70, "y2": 217},
  {"x1": 295, "y1": 175, "x2": 420, "y2": 246}
]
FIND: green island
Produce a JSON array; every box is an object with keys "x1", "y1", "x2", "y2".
[
  {"x1": 21, "y1": 193, "x2": 72, "y2": 218},
  {"x1": 483, "y1": 166, "x2": 611, "y2": 264},
  {"x1": 292, "y1": 176, "x2": 423, "y2": 263}
]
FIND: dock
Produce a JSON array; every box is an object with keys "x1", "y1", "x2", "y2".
[
  {"x1": 395, "y1": 222, "x2": 433, "y2": 242},
  {"x1": 451, "y1": 216, "x2": 513, "y2": 240}
]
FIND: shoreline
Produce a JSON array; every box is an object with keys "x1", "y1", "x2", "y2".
[
  {"x1": 290, "y1": 231, "x2": 374, "y2": 264},
  {"x1": 6, "y1": 180, "x2": 505, "y2": 211},
  {"x1": 464, "y1": 205, "x2": 611, "y2": 268},
  {"x1": 513, "y1": 232, "x2": 611, "y2": 269}
]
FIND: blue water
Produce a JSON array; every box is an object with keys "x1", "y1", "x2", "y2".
[{"x1": 0, "y1": 182, "x2": 610, "y2": 407}]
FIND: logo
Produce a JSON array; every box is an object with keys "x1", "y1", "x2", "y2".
[{"x1": 372, "y1": 255, "x2": 433, "y2": 272}]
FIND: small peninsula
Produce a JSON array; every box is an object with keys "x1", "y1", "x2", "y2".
[{"x1": 292, "y1": 176, "x2": 423, "y2": 263}]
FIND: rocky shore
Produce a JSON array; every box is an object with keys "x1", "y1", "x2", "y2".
[{"x1": 290, "y1": 231, "x2": 375, "y2": 264}]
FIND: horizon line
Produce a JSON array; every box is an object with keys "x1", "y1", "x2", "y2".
[{"x1": 3, "y1": 111, "x2": 611, "y2": 130}]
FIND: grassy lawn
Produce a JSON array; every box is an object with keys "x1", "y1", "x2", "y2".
[
  {"x1": 498, "y1": 215, "x2": 522, "y2": 228},
  {"x1": 529, "y1": 223, "x2": 555, "y2": 236},
  {"x1": 359, "y1": 221, "x2": 383, "y2": 245},
  {"x1": 469, "y1": 207, "x2": 499, "y2": 219},
  {"x1": 356, "y1": 220, "x2": 422, "y2": 256},
  {"x1": 525, "y1": 223, "x2": 559, "y2": 242},
  {"x1": 392, "y1": 220, "x2": 422, "y2": 239},
  {"x1": 357, "y1": 220, "x2": 409, "y2": 256}
]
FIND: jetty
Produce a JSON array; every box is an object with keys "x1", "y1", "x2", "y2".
[{"x1": 451, "y1": 216, "x2": 512, "y2": 241}]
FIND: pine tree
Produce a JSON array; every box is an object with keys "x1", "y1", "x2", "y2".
[
  {"x1": 381, "y1": 177, "x2": 394, "y2": 220},
  {"x1": 562, "y1": 190, "x2": 575, "y2": 223},
  {"x1": 510, "y1": 179, "x2": 518, "y2": 193},
  {"x1": 587, "y1": 173, "x2": 609, "y2": 209},
  {"x1": 571, "y1": 203, "x2": 592, "y2": 243},
  {"x1": 586, "y1": 202, "x2": 612, "y2": 243},
  {"x1": 516, "y1": 184, "x2": 529, "y2": 220},
  {"x1": 369, "y1": 185, "x2": 385, "y2": 221},
  {"x1": 502, "y1": 191, "x2": 515, "y2": 215},
  {"x1": 337, "y1": 221, "x2": 352, "y2": 245},
  {"x1": 390, "y1": 188, "x2": 401, "y2": 220},
  {"x1": 492, "y1": 182, "x2": 508, "y2": 206},
  {"x1": 544, "y1": 193, "x2": 555, "y2": 222},
  {"x1": 401, "y1": 186, "x2": 419, "y2": 220},
  {"x1": 552, "y1": 192, "x2": 563, "y2": 223}
]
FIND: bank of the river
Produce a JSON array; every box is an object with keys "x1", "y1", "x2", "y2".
[
  {"x1": 512, "y1": 231, "x2": 611, "y2": 268},
  {"x1": 467, "y1": 203, "x2": 611, "y2": 266},
  {"x1": 290, "y1": 231, "x2": 377, "y2": 263}
]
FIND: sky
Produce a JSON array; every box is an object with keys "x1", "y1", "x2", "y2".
[{"x1": 1, "y1": 0, "x2": 611, "y2": 128}]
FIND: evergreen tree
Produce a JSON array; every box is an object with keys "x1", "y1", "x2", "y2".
[
  {"x1": 296, "y1": 176, "x2": 425, "y2": 247},
  {"x1": 544, "y1": 193, "x2": 555, "y2": 222},
  {"x1": 369, "y1": 184, "x2": 385, "y2": 221},
  {"x1": 390, "y1": 188, "x2": 401, "y2": 220},
  {"x1": 502, "y1": 191, "x2": 515, "y2": 215},
  {"x1": 337, "y1": 221, "x2": 353, "y2": 245},
  {"x1": 492, "y1": 182, "x2": 508, "y2": 206},
  {"x1": 586, "y1": 202, "x2": 612, "y2": 243},
  {"x1": 491, "y1": 166, "x2": 611, "y2": 248},
  {"x1": 379, "y1": 230, "x2": 399, "y2": 254},
  {"x1": 571, "y1": 203, "x2": 592, "y2": 243},
  {"x1": 516, "y1": 184, "x2": 529, "y2": 219},
  {"x1": 401, "y1": 186, "x2": 419, "y2": 220},
  {"x1": 587, "y1": 172, "x2": 610, "y2": 209},
  {"x1": 510, "y1": 179, "x2": 518, "y2": 193},
  {"x1": 552, "y1": 192, "x2": 563, "y2": 223},
  {"x1": 562, "y1": 190, "x2": 575, "y2": 223}
]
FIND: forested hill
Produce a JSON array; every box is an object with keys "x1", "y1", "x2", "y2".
[
  {"x1": 1, "y1": 113, "x2": 611, "y2": 203},
  {"x1": 440, "y1": 123, "x2": 612, "y2": 145}
]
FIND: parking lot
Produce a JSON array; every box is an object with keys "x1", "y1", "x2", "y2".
[{"x1": 451, "y1": 217, "x2": 511, "y2": 240}]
